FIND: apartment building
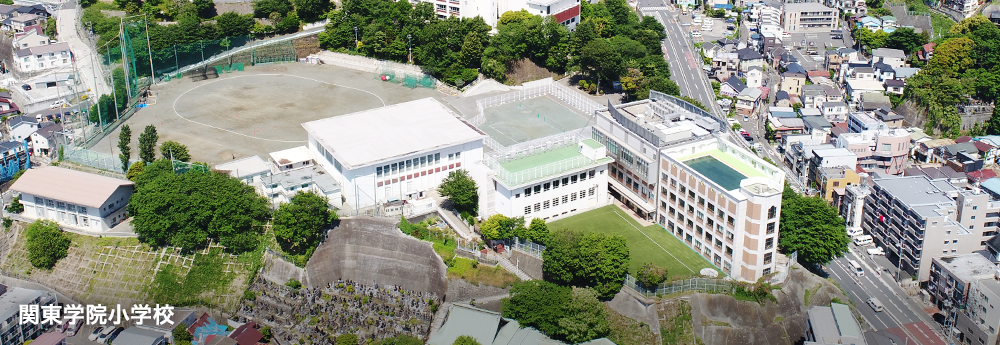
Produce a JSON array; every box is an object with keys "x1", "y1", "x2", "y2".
[
  {"x1": 14, "y1": 42, "x2": 70, "y2": 73},
  {"x1": 591, "y1": 91, "x2": 723, "y2": 221},
  {"x1": 956, "y1": 275, "x2": 1000, "y2": 345},
  {"x1": 658, "y1": 136, "x2": 786, "y2": 281},
  {"x1": 815, "y1": 166, "x2": 861, "y2": 202},
  {"x1": 840, "y1": 183, "x2": 870, "y2": 234},
  {"x1": 488, "y1": 138, "x2": 611, "y2": 221},
  {"x1": 835, "y1": 120, "x2": 910, "y2": 175},
  {"x1": 927, "y1": 253, "x2": 997, "y2": 311},
  {"x1": 0, "y1": 286, "x2": 57, "y2": 345},
  {"x1": 862, "y1": 175, "x2": 1000, "y2": 281},
  {"x1": 782, "y1": 3, "x2": 838, "y2": 32}
]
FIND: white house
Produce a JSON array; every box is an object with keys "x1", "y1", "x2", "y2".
[
  {"x1": 14, "y1": 42, "x2": 71, "y2": 73},
  {"x1": 28, "y1": 122, "x2": 61, "y2": 157},
  {"x1": 845, "y1": 79, "x2": 885, "y2": 102},
  {"x1": 302, "y1": 98, "x2": 487, "y2": 211},
  {"x1": 6, "y1": 115, "x2": 37, "y2": 142},
  {"x1": 13, "y1": 25, "x2": 48, "y2": 49},
  {"x1": 871, "y1": 48, "x2": 906, "y2": 69},
  {"x1": 746, "y1": 66, "x2": 763, "y2": 88},
  {"x1": 10, "y1": 166, "x2": 134, "y2": 232},
  {"x1": 821, "y1": 101, "x2": 849, "y2": 123},
  {"x1": 488, "y1": 139, "x2": 611, "y2": 222}
]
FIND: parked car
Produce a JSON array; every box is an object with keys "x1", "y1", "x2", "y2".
[
  {"x1": 867, "y1": 247, "x2": 885, "y2": 256},
  {"x1": 104, "y1": 327, "x2": 124, "y2": 344},
  {"x1": 96, "y1": 326, "x2": 116, "y2": 343},
  {"x1": 50, "y1": 100, "x2": 65, "y2": 109},
  {"x1": 726, "y1": 17, "x2": 735, "y2": 23},
  {"x1": 743, "y1": 115, "x2": 749, "y2": 122},
  {"x1": 21, "y1": 84, "x2": 30, "y2": 91},
  {"x1": 88, "y1": 327, "x2": 105, "y2": 341},
  {"x1": 66, "y1": 319, "x2": 83, "y2": 336}
]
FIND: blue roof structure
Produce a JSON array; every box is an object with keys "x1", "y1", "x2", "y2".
[
  {"x1": 193, "y1": 318, "x2": 229, "y2": 345},
  {"x1": 983, "y1": 178, "x2": 1000, "y2": 199}
]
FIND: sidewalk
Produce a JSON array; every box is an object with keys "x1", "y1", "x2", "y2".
[{"x1": 56, "y1": 0, "x2": 109, "y2": 97}]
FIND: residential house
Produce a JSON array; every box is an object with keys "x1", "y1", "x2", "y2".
[
  {"x1": 229, "y1": 322, "x2": 264, "y2": 345},
  {"x1": 914, "y1": 138, "x2": 956, "y2": 163},
  {"x1": 825, "y1": 47, "x2": 858, "y2": 74},
  {"x1": 802, "y1": 114, "x2": 833, "y2": 134},
  {"x1": 6, "y1": 115, "x2": 37, "y2": 142},
  {"x1": 13, "y1": 25, "x2": 49, "y2": 49},
  {"x1": 801, "y1": 84, "x2": 827, "y2": 108},
  {"x1": 858, "y1": 15, "x2": 881, "y2": 31},
  {"x1": 894, "y1": 67, "x2": 920, "y2": 80},
  {"x1": 885, "y1": 79, "x2": 905, "y2": 94},
  {"x1": 28, "y1": 122, "x2": 61, "y2": 157},
  {"x1": 736, "y1": 48, "x2": 765, "y2": 72},
  {"x1": 0, "y1": 5, "x2": 17, "y2": 21},
  {"x1": 873, "y1": 62, "x2": 895, "y2": 81},
  {"x1": 821, "y1": 101, "x2": 849, "y2": 123},
  {"x1": 721, "y1": 76, "x2": 747, "y2": 98},
  {"x1": 968, "y1": 169, "x2": 998, "y2": 186},
  {"x1": 823, "y1": 85, "x2": 844, "y2": 102},
  {"x1": 746, "y1": 66, "x2": 763, "y2": 88},
  {"x1": 983, "y1": 178, "x2": 1000, "y2": 200},
  {"x1": 14, "y1": 42, "x2": 72, "y2": 73},
  {"x1": 780, "y1": 71, "x2": 807, "y2": 96},
  {"x1": 713, "y1": 52, "x2": 740, "y2": 82},
  {"x1": 942, "y1": 0, "x2": 982, "y2": 18},
  {"x1": 701, "y1": 42, "x2": 721, "y2": 59},
  {"x1": 10, "y1": 167, "x2": 135, "y2": 232},
  {"x1": 775, "y1": 90, "x2": 792, "y2": 107},
  {"x1": 786, "y1": 62, "x2": 807, "y2": 75},
  {"x1": 770, "y1": 116, "x2": 806, "y2": 139},
  {"x1": 785, "y1": 143, "x2": 834, "y2": 185},
  {"x1": 736, "y1": 87, "x2": 764, "y2": 117},
  {"x1": 837, "y1": 117, "x2": 910, "y2": 174},
  {"x1": 845, "y1": 65, "x2": 876, "y2": 81},
  {"x1": 859, "y1": 92, "x2": 892, "y2": 113},
  {"x1": 845, "y1": 79, "x2": 885, "y2": 103},
  {"x1": 880, "y1": 15, "x2": 897, "y2": 28},
  {"x1": 15, "y1": 5, "x2": 49, "y2": 18},
  {"x1": 872, "y1": 48, "x2": 906, "y2": 69},
  {"x1": 975, "y1": 137, "x2": 1000, "y2": 164},
  {"x1": 918, "y1": 42, "x2": 936, "y2": 62},
  {"x1": 816, "y1": 166, "x2": 861, "y2": 202},
  {"x1": 901, "y1": 165, "x2": 968, "y2": 188},
  {"x1": 861, "y1": 175, "x2": 1000, "y2": 282},
  {"x1": 955, "y1": 274, "x2": 1000, "y2": 345},
  {"x1": 782, "y1": 2, "x2": 838, "y2": 32},
  {"x1": 873, "y1": 106, "x2": 904, "y2": 127},
  {"x1": 804, "y1": 303, "x2": 866, "y2": 345},
  {"x1": 3, "y1": 13, "x2": 40, "y2": 32}
]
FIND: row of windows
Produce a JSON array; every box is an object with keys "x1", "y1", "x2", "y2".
[
  {"x1": 33, "y1": 197, "x2": 89, "y2": 214},
  {"x1": 377, "y1": 162, "x2": 461, "y2": 187},
  {"x1": 36, "y1": 206, "x2": 94, "y2": 227},
  {"x1": 613, "y1": 165, "x2": 654, "y2": 200},
  {"x1": 376, "y1": 153, "x2": 444, "y2": 178},
  {"x1": 592, "y1": 128, "x2": 650, "y2": 177},
  {"x1": 524, "y1": 188, "x2": 596, "y2": 214},
  {"x1": 519, "y1": 170, "x2": 597, "y2": 197}
]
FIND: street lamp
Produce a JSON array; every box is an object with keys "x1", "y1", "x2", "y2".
[
  {"x1": 354, "y1": 27, "x2": 359, "y2": 50},
  {"x1": 407, "y1": 34, "x2": 412, "y2": 64}
]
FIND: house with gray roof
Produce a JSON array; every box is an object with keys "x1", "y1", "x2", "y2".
[
  {"x1": 720, "y1": 75, "x2": 747, "y2": 97},
  {"x1": 113, "y1": 327, "x2": 167, "y2": 345},
  {"x1": 13, "y1": 41, "x2": 70, "y2": 73},
  {"x1": 736, "y1": 47, "x2": 765, "y2": 71},
  {"x1": 871, "y1": 48, "x2": 906, "y2": 69},
  {"x1": 429, "y1": 303, "x2": 614, "y2": 345}
]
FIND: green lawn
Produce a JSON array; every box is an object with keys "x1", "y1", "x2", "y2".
[{"x1": 549, "y1": 205, "x2": 718, "y2": 280}]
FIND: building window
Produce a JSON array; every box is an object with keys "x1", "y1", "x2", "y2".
[
  {"x1": 543, "y1": 201, "x2": 550, "y2": 209},
  {"x1": 525, "y1": 188, "x2": 532, "y2": 196},
  {"x1": 571, "y1": 192, "x2": 577, "y2": 201},
  {"x1": 534, "y1": 203, "x2": 540, "y2": 212},
  {"x1": 765, "y1": 238, "x2": 774, "y2": 249},
  {"x1": 727, "y1": 216, "x2": 735, "y2": 226},
  {"x1": 768, "y1": 206, "x2": 776, "y2": 219},
  {"x1": 764, "y1": 252, "x2": 773, "y2": 264},
  {"x1": 726, "y1": 246, "x2": 733, "y2": 256},
  {"x1": 698, "y1": 196, "x2": 705, "y2": 206},
  {"x1": 589, "y1": 187, "x2": 596, "y2": 196},
  {"x1": 79, "y1": 206, "x2": 87, "y2": 214},
  {"x1": 46, "y1": 199, "x2": 54, "y2": 207},
  {"x1": 525, "y1": 206, "x2": 532, "y2": 214},
  {"x1": 552, "y1": 197, "x2": 559, "y2": 206},
  {"x1": 562, "y1": 195, "x2": 568, "y2": 203},
  {"x1": 376, "y1": 166, "x2": 383, "y2": 177},
  {"x1": 766, "y1": 222, "x2": 775, "y2": 234},
  {"x1": 544, "y1": 183, "x2": 551, "y2": 191}
]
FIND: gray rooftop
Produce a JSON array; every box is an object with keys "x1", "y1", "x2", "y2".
[
  {"x1": 872, "y1": 175, "x2": 957, "y2": 214},
  {"x1": 428, "y1": 304, "x2": 503, "y2": 345},
  {"x1": 112, "y1": 327, "x2": 165, "y2": 345},
  {"x1": 872, "y1": 48, "x2": 906, "y2": 59},
  {"x1": 935, "y1": 253, "x2": 997, "y2": 283},
  {"x1": 270, "y1": 165, "x2": 340, "y2": 194},
  {"x1": 215, "y1": 155, "x2": 270, "y2": 179},
  {"x1": 0, "y1": 287, "x2": 47, "y2": 326}
]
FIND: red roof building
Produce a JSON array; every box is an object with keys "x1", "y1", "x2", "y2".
[{"x1": 229, "y1": 322, "x2": 264, "y2": 345}]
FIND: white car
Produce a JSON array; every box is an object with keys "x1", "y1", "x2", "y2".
[
  {"x1": 781, "y1": 32, "x2": 791, "y2": 38},
  {"x1": 867, "y1": 247, "x2": 886, "y2": 256},
  {"x1": 49, "y1": 100, "x2": 65, "y2": 109},
  {"x1": 691, "y1": 31, "x2": 702, "y2": 38},
  {"x1": 88, "y1": 327, "x2": 105, "y2": 341}
]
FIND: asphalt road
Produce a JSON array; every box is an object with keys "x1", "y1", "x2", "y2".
[
  {"x1": 57, "y1": 0, "x2": 110, "y2": 98},
  {"x1": 825, "y1": 244, "x2": 946, "y2": 344}
]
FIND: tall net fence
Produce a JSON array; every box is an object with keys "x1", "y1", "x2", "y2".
[
  {"x1": 624, "y1": 275, "x2": 735, "y2": 298},
  {"x1": 471, "y1": 81, "x2": 602, "y2": 126}
]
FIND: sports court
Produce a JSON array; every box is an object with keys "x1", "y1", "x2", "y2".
[
  {"x1": 480, "y1": 95, "x2": 593, "y2": 147},
  {"x1": 88, "y1": 63, "x2": 442, "y2": 164}
]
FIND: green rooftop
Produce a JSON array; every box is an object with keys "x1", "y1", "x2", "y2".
[
  {"x1": 582, "y1": 138, "x2": 602, "y2": 149},
  {"x1": 500, "y1": 145, "x2": 582, "y2": 173}
]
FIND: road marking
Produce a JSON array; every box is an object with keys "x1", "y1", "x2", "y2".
[{"x1": 611, "y1": 210, "x2": 697, "y2": 274}]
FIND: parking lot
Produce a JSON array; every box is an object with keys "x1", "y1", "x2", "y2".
[{"x1": 679, "y1": 13, "x2": 739, "y2": 42}]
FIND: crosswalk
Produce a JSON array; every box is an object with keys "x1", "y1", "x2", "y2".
[{"x1": 641, "y1": 6, "x2": 672, "y2": 10}]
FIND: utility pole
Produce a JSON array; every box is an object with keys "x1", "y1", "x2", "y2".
[
  {"x1": 354, "y1": 27, "x2": 358, "y2": 50},
  {"x1": 408, "y1": 34, "x2": 412, "y2": 64}
]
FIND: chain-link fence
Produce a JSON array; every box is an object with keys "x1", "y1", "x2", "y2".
[
  {"x1": 511, "y1": 237, "x2": 544, "y2": 258},
  {"x1": 472, "y1": 81, "x2": 602, "y2": 126},
  {"x1": 624, "y1": 275, "x2": 736, "y2": 298}
]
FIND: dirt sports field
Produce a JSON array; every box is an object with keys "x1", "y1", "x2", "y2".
[{"x1": 90, "y1": 63, "x2": 445, "y2": 165}]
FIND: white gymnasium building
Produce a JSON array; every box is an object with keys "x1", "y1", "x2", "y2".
[
  {"x1": 302, "y1": 98, "x2": 488, "y2": 211},
  {"x1": 9, "y1": 166, "x2": 133, "y2": 232},
  {"x1": 486, "y1": 136, "x2": 612, "y2": 221},
  {"x1": 413, "y1": 0, "x2": 580, "y2": 30}
]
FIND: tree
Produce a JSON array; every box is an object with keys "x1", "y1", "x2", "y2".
[
  {"x1": 0, "y1": 0, "x2": 13, "y2": 5},
  {"x1": 138, "y1": 125, "x2": 159, "y2": 164},
  {"x1": 216, "y1": 12, "x2": 254, "y2": 37},
  {"x1": 160, "y1": 141, "x2": 191, "y2": 162},
  {"x1": 501, "y1": 281, "x2": 610, "y2": 343},
  {"x1": 578, "y1": 38, "x2": 624, "y2": 89},
  {"x1": 193, "y1": 0, "x2": 216, "y2": 17},
  {"x1": 272, "y1": 191, "x2": 337, "y2": 256},
  {"x1": 260, "y1": 327, "x2": 272, "y2": 343},
  {"x1": 635, "y1": 262, "x2": 668, "y2": 287},
  {"x1": 438, "y1": 169, "x2": 478, "y2": 215},
  {"x1": 336, "y1": 334, "x2": 358, "y2": 345},
  {"x1": 25, "y1": 220, "x2": 71, "y2": 269},
  {"x1": 867, "y1": 6, "x2": 892, "y2": 16},
  {"x1": 884, "y1": 27, "x2": 926, "y2": 55},
  {"x1": 929, "y1": 37, "x2": 976, "y2": 76},
  {"x1": 865, "y1": 0, "x2": 883, "y2": 8},
  {"x1": 252, "y1": 0, "x2": 293, "y2": 18},
  {"x1": 453, "y1": 336, "x2": 481, "y2": 345},
  {"x1": 5, "y1": 195, "x2": 23, "y2": 214},
  {"x1": 173, "y1": 323, "x2": 193, "y2": 345},
  {"x1": 118, "y1": 125, "x2": 132, "y2": 173},
  {"x1": 479, "y1": 214, "x2": 513, "y2": 240},
  {"x1": 45, "y1": 18, "x2": 57, "y2": 37},
  {"x1": 292, "y1": 0, "x2": 330, "y2": 23},
  {"x1": 543, "y1": 230, "x2": 630, "y2": 298},
  {"x1": 524, "y1": 218, "x2": 550, "y2": 245},
  {"x1": 555, "y1": 288, "x2": 611, "y2": 343},
  {"x1": 127, "y1": 161, "x2": 146, "y2": 181},
  {"x1": 778, "y1": 187, "x2": 850, "y2": 265},
  {"x1": 129, "y1": 159, "x2": 271, "y2": 253}
]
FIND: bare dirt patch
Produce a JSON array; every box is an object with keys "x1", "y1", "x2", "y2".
[
  {"x1": 505, "y1": 58, "x2": 559, "y2": 86},
  {"x1": 295, "y1": 35, "x2": 322, "y2": 59}
]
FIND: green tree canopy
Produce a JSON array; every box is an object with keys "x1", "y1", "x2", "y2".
[
  {"x1": 524, "y1": 218, "x2": 550, "y2": 245},
  {"x1": 127, "y1": 161, "x2": 146, "y2": 181},
  {"x1": 543, "y1": 229, "x2": 629, "y2": 298},
  {"x1": 438, "y1": 169, "x2": 479, "y2": 215},
  {"x1": 216, "y1": 12, "x2": 255, "y2": 37},
  {"x1": 273, "y1": 191, "x2": 337, "y2": 256},
  {"x1": 292, "y1": 0, "x2": 331, "y2": 22},
  {"x1": 635, "y1": 262, "x2": 668, "y2": 287},
  {"x1": 778, "y1": 184, "x2": 850, "y2": 265},
  {"x1": 129, "y1": 159, "x2": 271, "y2": 253},
  {"x1": 479, "y1": 214, "x2": 524, "y2": 240},
  {"x1": 883, "y1": 27, "x2": 927, "y2": 55},
  {"x1": 501, "y1": 281, "x2": 610, "y2": 343},
  {"x1": 452, "y1": 336, "x2": 481, "y2": 345},
  {"x1": 577, "y1": 38, "x2": 624, "y2": 86},
  {"x1": 25, "y1": 220, "x2": 71, "y2": 269},
  {"x1": 173, "y1": 323, "x2": 193, "y2": 343},
  {"x1": 160, "y1": 141, "x2": 191, "y2": 162},
  {"x1": 252, "y1": 0, "x2": 293, "y2": 17},
  {"x1": 336, "y1": 334, "x2": 359, "y2": 345},
  {"x1": 118, "y1": 125, "x2": 132, "y2": 173},
  {"x1": 138, "y1": 125, "x2": 159, "y2": 164},
  {"x1": 5, "y1": 195, "x2": 23, "y2": 214}
]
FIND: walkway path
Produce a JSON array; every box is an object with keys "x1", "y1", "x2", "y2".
[{"x1": 57, "y1": 0, "x2": 109, "y2": 97}]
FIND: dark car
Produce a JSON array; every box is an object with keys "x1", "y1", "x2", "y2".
[{"x1": 21, "y1": 84, "x2": 30, "y2": 91}]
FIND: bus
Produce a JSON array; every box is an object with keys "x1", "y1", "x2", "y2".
[{"x1": 831, "y1": 30, "x2": 843, "y2": 39}]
